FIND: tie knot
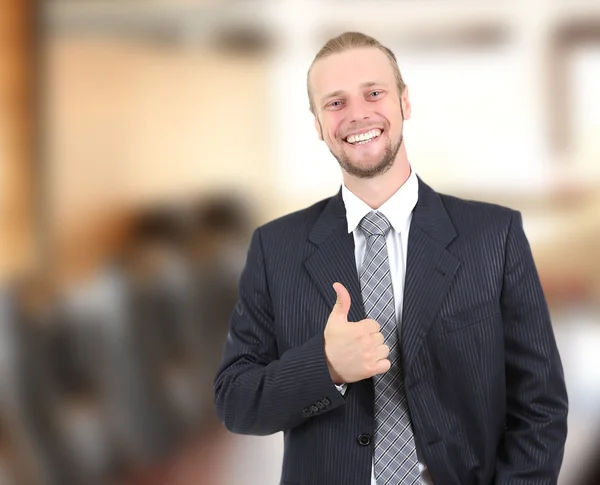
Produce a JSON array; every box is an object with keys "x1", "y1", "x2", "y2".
[{"x1": 359, "y1": 211, "x2": 391, "y2": 236}]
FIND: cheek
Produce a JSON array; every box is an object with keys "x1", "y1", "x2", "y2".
[
  {"x1": 322, "y1": 115, "x2": 344, "y2": 140},
  {"x1": 323, "y1": 127, "x2": 339, "y2": 145},
  {"x1": 389, "y1": 106, "x2": 404, "y2": 126},
  {"x1": 378, "y1": 114, "x2": 399, "y2": 138}
]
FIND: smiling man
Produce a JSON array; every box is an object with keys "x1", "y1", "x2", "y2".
[
  {"x1": 309, "y1": 45, "x2": 408, "y2": 189},
  {"x1": 214, "y1": 32, "x2": 568, "y2": 485}
]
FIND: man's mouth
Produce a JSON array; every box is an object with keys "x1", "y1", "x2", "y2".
[{"x1": 344, "y1": 129, "x2": 382, "y2": 146}]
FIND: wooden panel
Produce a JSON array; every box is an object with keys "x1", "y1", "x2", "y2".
[{"x1": 0, "y1": 0, "x2": 35, "y2": 283}]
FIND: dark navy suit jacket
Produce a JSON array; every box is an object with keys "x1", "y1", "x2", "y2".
[{"x1": 214, "y1": 178, "x2": 568, "y2": 485}]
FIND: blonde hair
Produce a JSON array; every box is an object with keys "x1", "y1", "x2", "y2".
[{"x1": 307, "y1": 32, "x2": 406, "y2": 114}]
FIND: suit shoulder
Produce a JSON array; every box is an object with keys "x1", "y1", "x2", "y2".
[{"x1": 438, "y1": 192, "x2": 516, "y2": 229}]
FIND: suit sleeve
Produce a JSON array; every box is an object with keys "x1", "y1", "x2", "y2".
[
  {"x1": 213, "y1": 227, "x2": 346, "y2": 436},
  {"x1": 494, "y1": 211, "x2": 569, "y2": 484}
]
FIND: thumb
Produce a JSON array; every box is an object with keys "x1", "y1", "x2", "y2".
[{"x1": 332, "y1": 282, "x2": 351, "y2": 320}]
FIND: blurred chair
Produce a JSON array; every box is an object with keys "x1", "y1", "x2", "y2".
[
  {"x1": 7, "y1": 274, "x2": 80, "y2": 485},
  {"x1": 50, "y1": 289, "x2": 129, "y2": 485},
  {"x1": 121, "y1": 193, "x2": 255, "y2": 485},
  {"x1": 0, "y1": 410, "x2": 28, "y2": 485},
  {"x1": 57, "y1": 262, "x2": 159, "y2": 478},
  {"x1": 117, "y1": 204, "x2": 201, "y2": 465},
  {"x1": 0, "y1": 287, "x2": 47, "y2": 485},
  {"x1": 186, "y1": 193, "x2": 254, "y2": 430}
]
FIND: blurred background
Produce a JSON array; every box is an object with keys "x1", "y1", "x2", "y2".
[{"x1": 1, "y1": 0, "x2": 599, "y2": 483}]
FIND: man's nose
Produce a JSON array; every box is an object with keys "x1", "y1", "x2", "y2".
[{"x1": 347, "y1": 98, "x2": 371, "y2": 123}]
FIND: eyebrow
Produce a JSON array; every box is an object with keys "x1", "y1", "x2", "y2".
[{"x1": 321, "y1": 81, "x2": 387, "y2": 104}]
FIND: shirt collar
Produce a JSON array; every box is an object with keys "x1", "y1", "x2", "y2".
[{"x1": 341, "y1": 169, "x2": 419, "y2": 234}]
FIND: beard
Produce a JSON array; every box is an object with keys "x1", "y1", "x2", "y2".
[{"x1": 329, "y1": 131, "x2": 403, "y2": 179}]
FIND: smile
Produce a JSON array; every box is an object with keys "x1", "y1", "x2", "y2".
[{"x1": 344, "y1": 129, "x2": 382, "y2": 145}]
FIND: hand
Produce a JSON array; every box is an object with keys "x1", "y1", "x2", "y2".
[{"x1": 324, "y1": 282, "x2": 391, "y2": 384}]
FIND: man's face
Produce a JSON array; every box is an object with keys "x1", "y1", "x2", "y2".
[{"x1": 310, "y1": 47, "x2": 411, "y2": 179}]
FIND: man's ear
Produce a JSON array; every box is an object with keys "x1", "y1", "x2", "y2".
[
  {"x1": 314, "y1": 116, "x2": 324, "y2": 141},
  {"x1": 401, "y1": 85, "x2": 411, "y2": 121}
]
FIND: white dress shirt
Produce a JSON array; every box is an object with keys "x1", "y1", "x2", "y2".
[{"x1": 338, "y1": 169, "x2": 433, "y2": 485}]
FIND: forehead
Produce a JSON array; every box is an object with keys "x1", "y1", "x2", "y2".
[{"x1": 310, "y1": 47, "x2": 395, "y2": 97}]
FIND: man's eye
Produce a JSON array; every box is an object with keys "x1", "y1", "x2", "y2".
[
  {"x1": 327, "y1": 100, "x2": 343, "y2": 109},
  {"x1": 370, "y1": 91, "x2": 381, "y2": 97}
]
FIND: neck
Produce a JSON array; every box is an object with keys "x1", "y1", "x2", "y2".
[{"x1": 342, "y1": 145, "x2": 412, "y2": 209}]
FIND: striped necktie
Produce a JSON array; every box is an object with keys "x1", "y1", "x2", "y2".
[{"x1": 358, "y1": 211, "x2": 420, "y2": 484}]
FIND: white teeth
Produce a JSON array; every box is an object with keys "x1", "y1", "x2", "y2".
[{"x1": 346, "y1": 129, "x2": 382, "y2": 144}]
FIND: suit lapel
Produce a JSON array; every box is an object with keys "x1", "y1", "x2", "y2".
[
  {"x1": 402, "y1": 178, "x2": 460, "y2": 375},
  {"x1": 303, "y1": 179, "x2": 461, "y2": 377},
  {"x1": 304, "y1": 190, "x2": 366, "y2": 324}
]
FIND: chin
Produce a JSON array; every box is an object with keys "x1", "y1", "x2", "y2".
[
  {"x1": 338, "y1": 157, "x2": 394, "y2": 179},
  {"x1": 345, "y1": 151, "x2": 386, "y2": 168},
  {"x1": 348, "y1": 159, "x2": 382, "y2": 171}
]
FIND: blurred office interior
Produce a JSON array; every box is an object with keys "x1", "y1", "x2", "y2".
[{"x1": 1, "y1": 0, "x2": 600, "y2": 483}]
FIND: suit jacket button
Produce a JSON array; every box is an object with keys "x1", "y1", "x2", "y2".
[
  {"x1": 310, "y1": 405, "x2": 319, "y2": 413},
  {"x1": 322, "y1": 397, "x2": 331, "y2": 405},
  {"x1": 358, "y1": 434, "x2": 372, "y2": 446},
  {"x1": 316, "y1": 401, "x2": 325, "y2": 409},
  {"x1": 302, "y1": 407, "x2": 312, "y2": 416}
]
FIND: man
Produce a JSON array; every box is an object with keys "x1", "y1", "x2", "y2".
[{"x1": 213, "y1": 32, "x2": 568, "y2": 485}]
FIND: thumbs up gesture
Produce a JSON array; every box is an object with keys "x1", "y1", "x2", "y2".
[{"x1": 324, "y1": 282, "x2": 391, "y2": 385}]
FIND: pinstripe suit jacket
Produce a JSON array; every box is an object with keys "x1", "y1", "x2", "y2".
[{"x1": 213, "y1": 177, "x2": 568, "y2": 485}]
